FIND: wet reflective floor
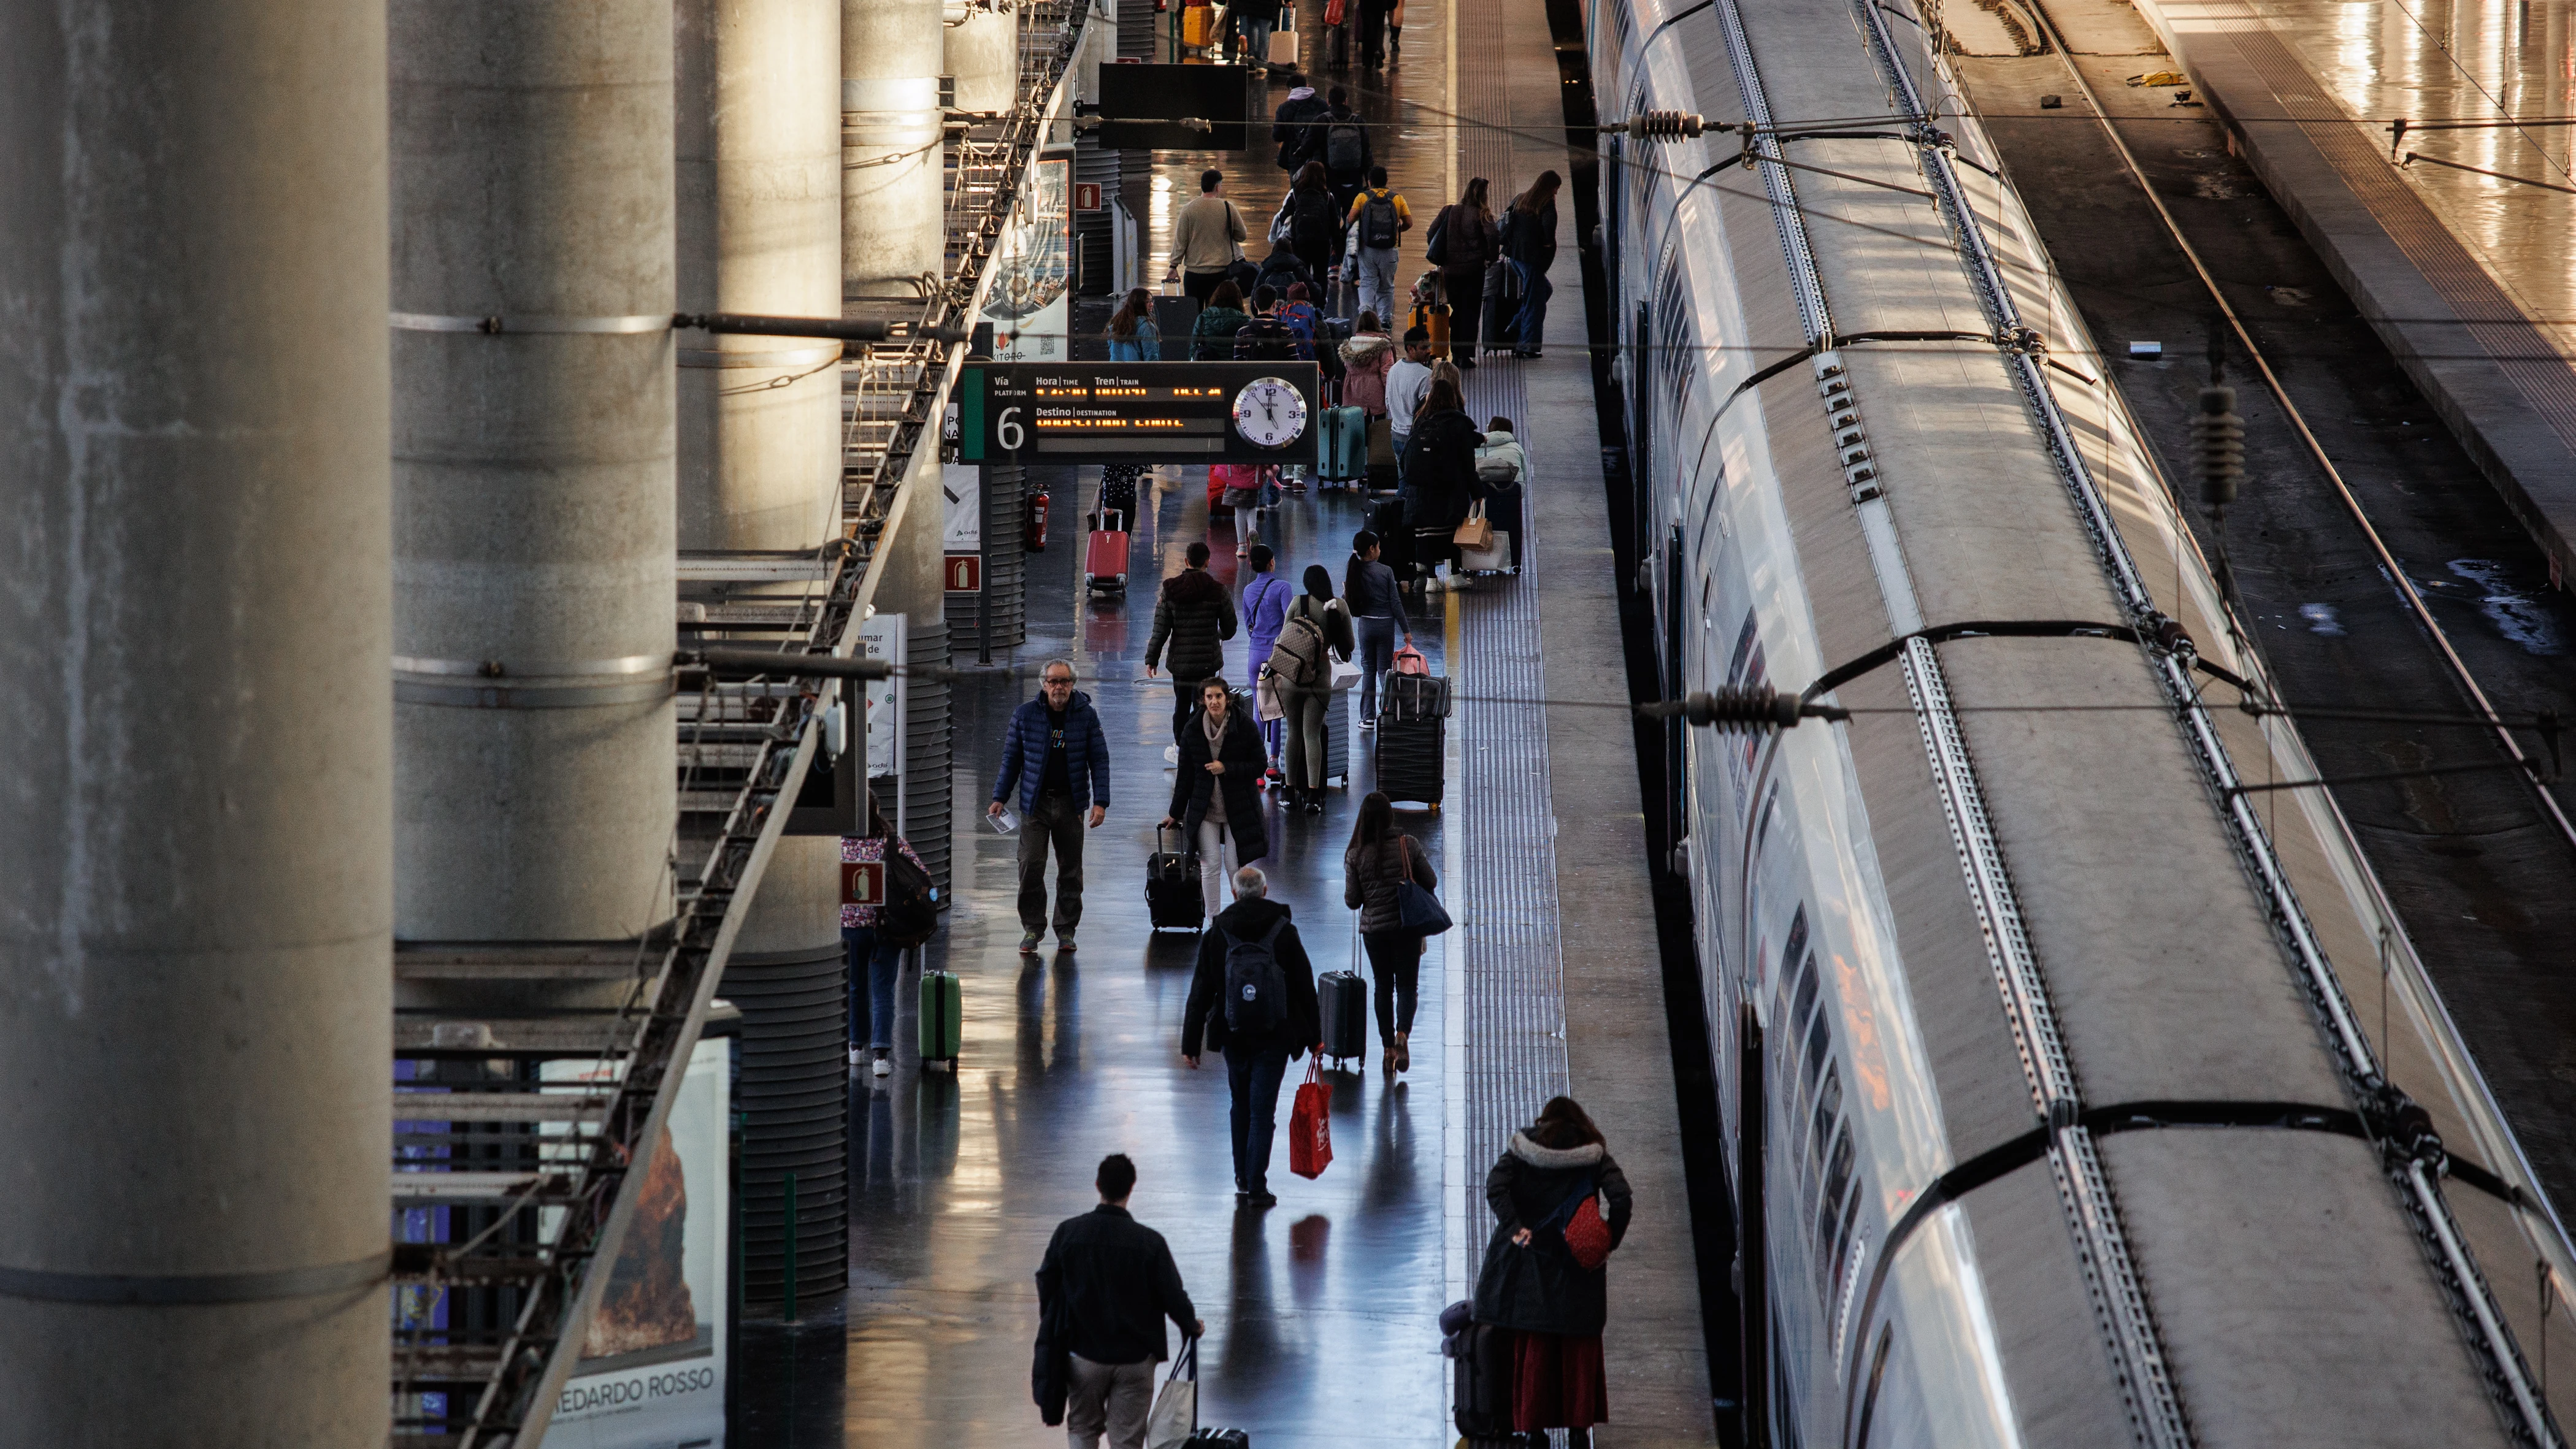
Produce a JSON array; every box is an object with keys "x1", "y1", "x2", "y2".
[
  {"x1": 737, "y1": 462, "x2": 1455, "y2": 1447},
  {"x1": 2228, "y1": 0, "x2": 2576, "y2": 345}
]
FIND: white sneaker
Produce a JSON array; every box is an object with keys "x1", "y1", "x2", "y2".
[
  {"x1": 872, "y1": 1053, "x2": 892, "y2": 1078},
  {"x1": 847, "y1": 1046, "x2": 864, "y2": 1070},
  {"x1": 1164, "y1": 744, "x2": 1181, "y2": 765}
]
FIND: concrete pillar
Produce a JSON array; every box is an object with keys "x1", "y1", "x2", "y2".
[
  {"x1": 845, "y1": 0, "x2": 951, "y2": 297},
  {"x1": 946, "y1": 0, "x2": 1021, "y2": 116},
  {"x1": 392, "y1": 0, "x2": 678, "y2": 941},
  {"x1": 678, "y1": 1, "x2": 853, "y2": 1315},
  {"x1": 887, "y1": 447, "x2": 959, "y2": 892},
  {"x1": 0, "y1": 1, "x2": 391, "y2": 1441},
  {"x1": 678, "y1": 0, "x2": 846, "y2": 553}
]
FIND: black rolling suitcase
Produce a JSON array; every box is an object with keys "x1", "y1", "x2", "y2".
[
  {"x1": 1147, "y1": 824, "x2": 1205, "y2": 932},
  {"x1": 1318, "y1": 970, "x2": 1368, "y2": 1067},
  {"x1": 1451, "y1": 1319, "x2": 1513, "y2": 1440},
  {"x1": 1375, "y1": 672, "x2": 1449, "y2": 806},
  {"x1": 1479, "y1": 259, "x2": 1522, "y2": 353}
]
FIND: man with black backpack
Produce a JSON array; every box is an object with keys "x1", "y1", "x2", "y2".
[
  {"x1": 1304, "y1": 86, "x2": 1374, "y2": 216},
  {"x1": 1232, "y1": 286, "x2": 1301, "y2": 362},
  {"x1": 1344, "y1": 165, "x2": 1411, "y2": 326},
  {"x1": 1181, "y1": 865, "x2": 1323, "y2": 1208}
]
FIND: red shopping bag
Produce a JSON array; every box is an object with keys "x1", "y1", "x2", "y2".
[{"x1": 1289, "y1": 1058, "x2": 1333, "y2": 1179}]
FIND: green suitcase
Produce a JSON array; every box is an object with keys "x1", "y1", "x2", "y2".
[{"x1": 918, "y1": 968, "x2": 962, "y2": 1071}]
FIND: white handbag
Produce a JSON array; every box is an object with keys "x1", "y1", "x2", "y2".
[
  {"x1": 1268, "y1": 28, "x2": 1300, "y2": 64},
  {"x1": 1460, "y1": 526, "x2": 1511, "y2": 574},
  {"x1": 1255, "y1": 665, "x2": 1285, "y2": 721},
  {"x1": 1146, "y1": 1336, "x2": 1199, "y2": 1449}
]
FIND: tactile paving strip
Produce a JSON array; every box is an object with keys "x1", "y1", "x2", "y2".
[{"x1": 1451, "y1": 5, "x2": 1573, "y2": 1240}]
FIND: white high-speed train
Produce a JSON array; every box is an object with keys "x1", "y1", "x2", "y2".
[{"x1": 1592, "y1": 0, "x2": 2576, "y2": 1443}]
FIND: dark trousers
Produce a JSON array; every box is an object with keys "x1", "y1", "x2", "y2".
[
  {"x1": 1184, "y1": 269, "x2": 1226, "y2": 305},
  {"x1": 1354, "y1": 616, "x2": 1398, "y2": 719},
  {"x1": 1361, "y1": 931, "x2": 1422, "y2": 1044},
  {"x1": 1445, "y1": 266, "x2": 1484, "y2": 356},
  {"x1": 1171, "y1": 675, "x2": 1209, "y2": 743},
  {"x1": 1224, "y1": 1043, "x2": 1292, "y2": 1191},
  {"x1": 843, "y1": 926, "x2": 905, "y2": 1050},
  {"x1": 1359, "y1": 4, "x2": 1386, "y2": 63},
  {"x1": 1016, "y1": 791, "x2": 1086, "y2": 934}
]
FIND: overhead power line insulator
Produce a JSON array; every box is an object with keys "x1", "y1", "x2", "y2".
[
  {"x1": 2193, "y1": 385, "x2": 2244, "y2": 514},
  {"x1": 1619, "y1": 110, "x2": 1708, "y2": 140},
  {"x1": 1638, "y1": 686, "x2": 1843, "y2": 731}
]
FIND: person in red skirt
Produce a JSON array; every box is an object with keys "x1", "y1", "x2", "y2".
[{"x1": 1471, "y1": 1096, "x2": 1635, "y2": 1447}]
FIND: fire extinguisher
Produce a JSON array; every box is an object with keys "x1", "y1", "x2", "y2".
[{"x1": 1025, "y1": 484, "x2": 1049, "y2": 552}]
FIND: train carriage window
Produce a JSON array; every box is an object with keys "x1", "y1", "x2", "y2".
[
  {"x1": 1799, "y1": 1003, "x2": 1831, "y2": 1104},
  {"x1": 1827, "y1": 1180, "x2": 1866, "y2": 1315}
]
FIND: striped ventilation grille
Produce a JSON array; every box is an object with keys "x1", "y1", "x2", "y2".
[{"x1": 1453, "y1": 0, "x2": 1573, "y2": 1228}]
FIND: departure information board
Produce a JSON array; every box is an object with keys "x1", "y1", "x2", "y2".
[{"x1": 958, "y1": 362, "x2": 1321, "y2": 464}]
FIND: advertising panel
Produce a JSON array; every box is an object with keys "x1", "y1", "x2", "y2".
[
  {"x1": 543, "y1": 1037, "x2": 730, "y2": 1449},
  {"x1": 983, "y1": 155, "x2": 1073, "y2": 361}
]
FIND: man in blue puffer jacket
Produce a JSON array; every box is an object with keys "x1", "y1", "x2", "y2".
[{"x1": 989, "y1": 660, "x2": 1113, "y2": 954}]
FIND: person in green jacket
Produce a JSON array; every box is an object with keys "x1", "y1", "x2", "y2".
[{"x1": 1190, "y1": 280, "x2": 1251, "y2": 361}]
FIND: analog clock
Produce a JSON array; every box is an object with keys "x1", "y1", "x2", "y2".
[{"x1": 1231, "y1": 377, "x2": 1309, "y2": 449}]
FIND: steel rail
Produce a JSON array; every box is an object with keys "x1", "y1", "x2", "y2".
[{"x1": 2016, "y1": 0, "x2": 2576, "y2": 855}]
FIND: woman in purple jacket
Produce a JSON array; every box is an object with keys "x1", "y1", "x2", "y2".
[{"x1": 1241, "y1": 544, "x2": 1295, "y2": 785}]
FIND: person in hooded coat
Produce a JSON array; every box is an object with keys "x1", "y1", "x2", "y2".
[
  {"x1": 1472, "y1": 1096, "x2": 1633, "y2": 1445},
  {"x1": 1145, "y1": 540, "x2": 1241, "y2": 743},
  {"x1": 1339, "y1": 312, "x2": 1396, "y2": 418},
  {"x1": 1272, "y1": 74, "x2": 1330, "y2": 172},
  {"x1": 1161, "y1": 676, "x2": 1271, "y2": 917}
]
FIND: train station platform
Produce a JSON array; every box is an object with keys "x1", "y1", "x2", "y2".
[
  {"x1": 2133, "y1": 0, "x2": 2576, "y2": 587},
  {"x1": 730, "y1": 0, "x2": 1719, "y2": 1443}
]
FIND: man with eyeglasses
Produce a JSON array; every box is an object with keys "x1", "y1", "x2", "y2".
[{"x1": 991, "y1": 660, "x2": 1111, "y2": 954}]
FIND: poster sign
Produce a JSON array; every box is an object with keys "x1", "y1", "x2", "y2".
[
  {"x1": 943, "y1": 554, "x2": 985, "y2": 593},
  {"x1": 1073, "y1": 180, "x2": 1102, "y2": 212},
  {"x1": 983, "y1": 155, "x2": 1072, "y2": 361},
  {"x1": 941, "y1": 462, "x2": 981, "y2": 552},
  {"x1": 542, "y1": 1038, "x2": 730, "y2": 1449}
]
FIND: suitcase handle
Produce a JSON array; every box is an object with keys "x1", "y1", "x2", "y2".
[{"x1": 1159, "y1": 822, "x2": 1189, "y2": 855}]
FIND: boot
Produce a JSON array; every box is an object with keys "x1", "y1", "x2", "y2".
[
  {"x1": 1389, "y1": 25, "x2": 1401, "y2": 58},
  {"x1": 1395, "y1": 1030, "x2": 1410, "y2": 1072}
]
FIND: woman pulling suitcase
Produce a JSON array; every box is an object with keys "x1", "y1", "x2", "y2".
[
  {"x1": 1341, "y1": 790, "x2": 1438, "y2": 1074},
  {"x1": 1161, "y1": 678, "x2": 1271, "y2": 920}
]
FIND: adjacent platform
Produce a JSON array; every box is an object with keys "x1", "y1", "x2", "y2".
[{"x1": 2136, "y1": 0, "x2": 2576, "y2": 585}]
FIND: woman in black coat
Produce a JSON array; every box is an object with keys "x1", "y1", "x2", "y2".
[
  {"x1": 1471, "y1": 1096, "x2": 1633, "y2": 1443},
  {"x1": 1161, "y1": 678, "x2": 1272, "y2": 918},
  {"x1": 1400, "y1": 377, "x2": 1488, "y2": 578}
]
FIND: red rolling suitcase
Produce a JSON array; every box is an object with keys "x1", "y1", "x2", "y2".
[{"x1": 1084, "y1": 509, "x2": 1129, "y2": 593}]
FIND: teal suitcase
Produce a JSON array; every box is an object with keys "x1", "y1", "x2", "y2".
[
  {"x1": 919, "y1": 969, "x2": 962, "y2": 1071},
  {"x1": 1317, "y1": 405, "x2": 1368, "y2": 483}
]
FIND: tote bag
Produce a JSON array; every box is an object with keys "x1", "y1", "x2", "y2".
[
  {"x1": 1146, "y1": 1336, "x2": 1199, "y2": 1449},
  {"x1": 1393, "y1": 839, "x2": 1452, "y2": 936},
  {"x1": 1289, "y1": 1058, "x2": 1334, "y2": 1179}
]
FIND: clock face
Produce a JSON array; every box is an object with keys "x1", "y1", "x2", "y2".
[{"x1": 1232, "y1": 377, "x2": 1309, "y2": 449}]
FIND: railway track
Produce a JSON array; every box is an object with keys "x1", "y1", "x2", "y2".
[
  {"x1": 1954, "y1": 0, "x2": 2576, "y2": 1212},
  {"x1": 2019, "y1": 0, "x2": 2576, "y2": 848}
]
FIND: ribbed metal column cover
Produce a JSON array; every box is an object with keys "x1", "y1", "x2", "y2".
[
  {"x1": 960, "y1": 463, "x2": 1029, "y2": 657},
  {"x1": 725, "y1": 944, "x2": 849, "y2": 1313},
  {"x1": 907, "y1": 618, "x2": 956, "y2": 892}
]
